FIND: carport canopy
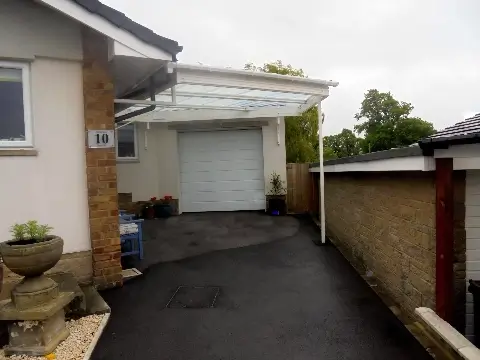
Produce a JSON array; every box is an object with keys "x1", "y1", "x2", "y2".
[
  {"x1": 114, "y1": 63, "x2": 338, "y2": 123},
  {"x1": 114, "y1": 62, "x2": 338, "y2": 245}
]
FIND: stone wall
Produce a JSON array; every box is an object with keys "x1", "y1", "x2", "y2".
[
  {"x1": 325, "y1": 172, "x2": 437, "y2": 315},
  {"x1": 82, "y1": 27, "x2": 122, "y2": 289}
]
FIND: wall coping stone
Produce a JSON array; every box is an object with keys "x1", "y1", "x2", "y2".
[{"x1": 416, "y1": 307, "x2": 480, "y2": 360}]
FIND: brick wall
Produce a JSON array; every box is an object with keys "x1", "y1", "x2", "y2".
[
  {"x1": 82, "y1": 27, "x2": 122, "y2": 289},
  {"x1": 325, "y1": 172, "x2": 437, "y2": 315}
]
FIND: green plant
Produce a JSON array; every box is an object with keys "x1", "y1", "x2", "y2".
[
  {"x1": 10, "y1": 220, "x2": 53, "y2": 242},
  {"x1": 10, "y1": 223, "x2": 27, "y2": 241},
  {"x1": 268, "y1": 172, "x2": 286, "y2": 196}
]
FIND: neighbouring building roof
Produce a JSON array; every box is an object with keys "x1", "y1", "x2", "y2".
[
  {"x1": 309, "y1": 145, "x2": 424, "y2": 168},
  {"x1": 71, "y1": 0, "x2": 183, "y2": 58},
  {"x1": 419, "y1": 113, "x2": 480, "y2": 150}
]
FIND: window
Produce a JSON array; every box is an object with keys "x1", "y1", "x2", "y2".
[
  {"x1": 0, "y1": 62, "x2": 32, "y2": 147},
  {"x1": 116, "y1": 124, "x2": 137, "y2": 159}
]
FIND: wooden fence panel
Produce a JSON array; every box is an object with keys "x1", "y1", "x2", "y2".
[{"x1": 286, "y1": 163, "x2": 312, "y2": 214}]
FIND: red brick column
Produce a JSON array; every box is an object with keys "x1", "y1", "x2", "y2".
[{"x1": 82, "y1": 27, "x2": 122, "y2": 289}]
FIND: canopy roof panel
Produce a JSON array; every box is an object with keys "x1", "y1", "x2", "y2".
[
  {"x1": 115, "y1": 63, "x2": 338, "y2": 123},
  {"x1": 155, "y1": 84, "x2": 311, "y2": 110}
]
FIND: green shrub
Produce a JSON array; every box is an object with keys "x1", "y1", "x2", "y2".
[{"x1": 10, "y1": 221, "x2": 53, "y2": 242}]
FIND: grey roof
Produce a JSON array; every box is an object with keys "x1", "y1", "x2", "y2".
[
  {"x1": 309, "y1": 145, "x2": 424, "y2": 168},
  {"x1": 72, "y1": 0, "x2": 182, "y2": 58},
  {"x1": 419, "y1": 113, "x2": 480, "y2": 149}
]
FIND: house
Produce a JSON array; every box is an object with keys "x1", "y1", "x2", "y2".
[
  {"x1": 0, "y1": 0, "x2": 338, "y2": 290},
  {"x1": 309, "y1": 113, "x2": 480, "y2": 340}
]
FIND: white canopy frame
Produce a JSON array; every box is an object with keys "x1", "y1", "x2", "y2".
[{"x1": 114, "y1": 62, "x2": 338, "y2": 244}]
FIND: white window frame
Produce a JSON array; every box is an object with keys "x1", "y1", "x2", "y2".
[
  {"x1": 0, "y1": 61, "x2": 33, "y2": 148},
  {"x1": 116, "y1": 123, "x2": 138, "y2": 160}
]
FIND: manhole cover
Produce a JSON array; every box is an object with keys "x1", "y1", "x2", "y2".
[{"x1": 166, "y1": 286, "x2": 220, "y2": 309}]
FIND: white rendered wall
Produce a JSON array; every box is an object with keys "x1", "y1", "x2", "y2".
[{"x1": 0, "y1": 59, "x2": 90, "y2": 253}]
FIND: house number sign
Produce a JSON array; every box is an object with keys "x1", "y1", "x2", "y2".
[{"x1": 87, "y1": 130, "x2": 115, "y2": 148}]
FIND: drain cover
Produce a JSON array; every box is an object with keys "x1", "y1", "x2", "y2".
[{"x1": 166, "y1": 286, "x2": 220, "y2": 309}]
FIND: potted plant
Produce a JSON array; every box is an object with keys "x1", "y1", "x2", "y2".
[
  {"x1": 0, "y1": 221, "x2": 63, "y2": 308},
  {"x1": 142, "y1": 197, "x2": 157, "y2": 219},
  {"x1": 154, "y1": 195, "x2": 174, "y2": 218},
  {"x1": 266, "y1": 172, "x2": 287, "y2": 216}
]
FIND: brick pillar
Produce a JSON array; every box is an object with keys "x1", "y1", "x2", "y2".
[{"x1": 82, "y1": 27, "x2": 122, "y2": 289}]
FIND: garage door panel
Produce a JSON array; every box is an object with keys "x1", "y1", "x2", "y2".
[
  {"x1": 181, "y1": 179, "x2": 264, "y2": 193},
  {"x1": 180, "y1": 131, "x2": 262, "y2": 150},
  {"x1": 181, "y1": 159, "x2": 263, "y2": 173},
  {"x1": 180, "y1": 149, "x2": 261, "y2": 163},
  {"x1": 181, "y1": 169, "x2": 263, "y2": 182},
  {"x1": 182, "y1": 190, "x2": 265, "y2": 203},
  {"x1": 179, "y1": 130, "x2": 265, "y2": 212},
  {"x1": 180, "y1": 140, "x2": 261, "y2": 152},
  {"x1": 185, "y1": 200, "x2": 265, "y2": 213}
]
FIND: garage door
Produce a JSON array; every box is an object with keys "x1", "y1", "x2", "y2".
[{"x1": 179, "y1": 130, "x2": 265, "y2": 212}]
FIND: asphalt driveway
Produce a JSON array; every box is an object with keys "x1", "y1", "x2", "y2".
[
  {"x1": 95, "y1": 214, "x2": 430, "y2": 360},
  {"x1": 132, "y1": 211, "x2": 300, "y2": 269}
]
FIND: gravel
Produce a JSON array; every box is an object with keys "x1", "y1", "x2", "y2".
[{"x1": 0, "y1": 314, "x2": 106, "y2": 360}]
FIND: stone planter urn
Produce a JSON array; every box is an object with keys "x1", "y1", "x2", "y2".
[
  {"x1": 0, "y1": 236, "x2": 63, "y2": 310},
  {"x1": 0, "y1": 235, "x2": 74, "y2": 356}
]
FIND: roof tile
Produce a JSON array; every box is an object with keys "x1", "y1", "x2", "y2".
[{"x1": 419, "y1": 113, "x2": 480, "y2": 148}]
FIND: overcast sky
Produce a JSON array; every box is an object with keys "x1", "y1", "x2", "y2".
[{"x1": 103, "y1": 0, "x2": 479, "y2": 135}]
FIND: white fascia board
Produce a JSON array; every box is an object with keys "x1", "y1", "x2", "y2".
[
  {"x1": 38, "y1": 0, "x2": 173, "y2": 60},
  {"x1": 435, "y1": 144, "x2": 480, "y2": 158},
  {"x1": 113, "y1": 41, "x2": 146, "y2": 58},
  {"x1": 146, "y1": 106, "x2": 303, "y2": 122},
  {"x1": 309, "y1": 156, "x2": 435, "y2": 173},
  {"x1": 434, "y1": 144, "x2": 480, "y2": 170},
  {"x1": 170, "y1": 63, "x2": 335, "y2": 96}
]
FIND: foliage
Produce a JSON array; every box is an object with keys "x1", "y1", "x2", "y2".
[
  {"x1": 244, "y1": 61, "x2": 320, "y2": 163},
  {"x1": 323, "y1": 129, "x2": 362, "y2": 158},
  {"x1": 268, "y1": 171, "x2": 286, "y2": 196},
  {"x1": 354, "y1": 89, "x2": 435, "y2": 152},
  {"x1": 323, "y1": 146, "x2": 338, "y2": 160},
  {"x1": 245, "y1": 61, "x2": 305, "y2": 77},
  {"x1": 10, "y1": 223, "x2": 27, "y2": 241},
  {"x1": 10, "y1": 220, "x2": 53, "y2": 242}
]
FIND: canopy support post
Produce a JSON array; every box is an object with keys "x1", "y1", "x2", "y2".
[
  {"x1": 317, "y1": 102, "x2": 326, "y2": 244},
  {"x1": 276, "y1": 116, "x2": 281, "y2": 145}
]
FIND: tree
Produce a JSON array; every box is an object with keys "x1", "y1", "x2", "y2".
[
  {"x1": 323, "y1": 146, "x2": 337, "y2": 160},
  {"x1": 323, "y1": 129, "x2": 362, "y2": 158},
  {"x1": 244, "y1": 61, "x2": 319, "y2": 163},
  {"x1": 245, "y1": 61, "x2": 305, "y2": 77},
  {"x1": 354, "y1": 89, "x2": 435, "y2": 153}
]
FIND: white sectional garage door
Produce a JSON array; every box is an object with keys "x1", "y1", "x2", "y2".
[{"x1": 179, "y1": 130, "x2": 265, "y2": 212}]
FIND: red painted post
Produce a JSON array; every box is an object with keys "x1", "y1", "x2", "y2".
[{"x1": 435, "y1": 158, "x2": 454, "y2": 322}]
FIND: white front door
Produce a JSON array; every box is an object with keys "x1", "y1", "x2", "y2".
[{"x1": 178, "y1": 129, "x2": 265, "y2": 212}]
